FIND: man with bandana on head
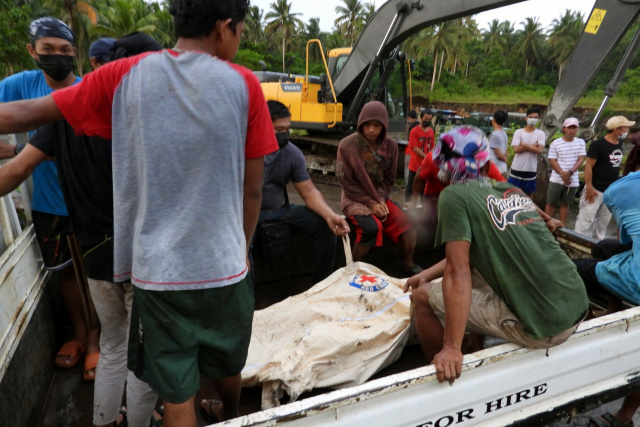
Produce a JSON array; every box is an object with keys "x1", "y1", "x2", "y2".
[
  {"x1": 403, "y1": 126, "x2": 589, "y2": 385},
  {"x1": 0, "y1": 17, "x2": 100, "y2": 380},
  {"x1": 252, "y1": 100, "x2": 349, "y2": 285},
  {"x1": 0, "y1": 33, "x2": 163, "y2": 427}
]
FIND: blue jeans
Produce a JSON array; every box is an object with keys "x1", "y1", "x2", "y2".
[{"x1": 250, "y1": 204, "x2": 337, "y2": 284}]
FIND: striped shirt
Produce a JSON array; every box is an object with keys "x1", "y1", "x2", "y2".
[{"x1": 548, "y1": 137, "x2": 586, "y2": 187}]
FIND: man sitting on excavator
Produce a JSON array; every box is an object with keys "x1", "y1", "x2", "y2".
[{"x1": 404, "y1": 126, "x2": 589, "y2": 385}]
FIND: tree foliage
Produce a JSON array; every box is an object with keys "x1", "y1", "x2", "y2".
[
  {"x1": 3, "y1": 0, "x2": 640, "y2": 110},
  {"x1": 0, "y1": 0, "x2": 33, "y2": 75}
]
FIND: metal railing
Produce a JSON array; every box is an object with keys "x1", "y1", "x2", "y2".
[
  {"x1": 0, "y1": 132, "x2": 47, "y2": 383},
  {"x1": 0, "y1": 133, "x2": 33, "y2": 252}
]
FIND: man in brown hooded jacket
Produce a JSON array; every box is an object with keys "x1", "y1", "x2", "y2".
[{"x1": 337, "y1": 101, "x2": 421, "y2": 276}]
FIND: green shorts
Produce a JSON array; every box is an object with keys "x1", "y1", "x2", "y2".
[
  {"x1": 546, "y1": 182, "x2": 578, "y2": 206},
  {"x1": 128, "y1": 276, "x2": 254, "y2": 403}
]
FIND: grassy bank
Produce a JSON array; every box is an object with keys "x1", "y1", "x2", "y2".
[{"x1": 414, "y1": 80, "x2": 640, "y2": 112}]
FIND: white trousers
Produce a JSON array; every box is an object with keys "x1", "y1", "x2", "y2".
[
  {"x1": 404, "y1": 153, "x2": 410, "y2": 185},
  {"x1": 88, "y1": 279, "x2": 157, "y2": 427},
  {"x1": 574, "y1": 188, "x2": 613, "y2": 241}
]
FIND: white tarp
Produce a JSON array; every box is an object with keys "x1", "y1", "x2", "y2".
[{"x1": 242, "y1": 237, "x2": 413, "y2": 409}]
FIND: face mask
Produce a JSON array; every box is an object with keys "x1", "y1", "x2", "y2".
[
  {"x1": 275, "y1": 131, "x2": 290, "y2": 149},
  {"x1": 620, "y1": 132, "x2": 629, "y2": 139},
  {"x1": 527, "y1": 118, "x2": 539, "y2": 127},
  {"x1": 36, "y1": 54, "x2": 75, "y2": 81},
  {"x1": 422, "y1": 121, "x2": 432, "y2": 128}
]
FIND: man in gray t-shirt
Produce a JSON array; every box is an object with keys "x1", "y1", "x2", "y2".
[
  {"x1": 255, "y1": 101, "x2": 350, "y2": 284},
  {"x1": 488, "y1": 110, "x2": 509, "y2": 177}
]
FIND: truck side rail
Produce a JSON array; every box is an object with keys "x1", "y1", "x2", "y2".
[
  {"x1": 223, "y1": 307, "x2": 640, "y2": 427},
  {"x1": 0, "y1": 133, "x2": 48, "y2": 383}
]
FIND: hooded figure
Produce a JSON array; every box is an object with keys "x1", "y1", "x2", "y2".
[
  {"x1": 337, "y1": 101, "x2": 422, "y2": 276},
  {"x1": 337, "y1": 100, "x2": 397, "y2": 217}
]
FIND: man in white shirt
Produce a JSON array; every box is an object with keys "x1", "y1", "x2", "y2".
[
  {"x1": 544, "y1": 117, "x2": 586, "y2": 224},
  {"x1": 508, "y1": 107, "x2": 546, "y2": 195},
  {"x1": 488, "y1": 110, "x2": 509, "y2": 178}
]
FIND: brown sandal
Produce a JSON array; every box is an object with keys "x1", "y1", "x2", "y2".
[{"x1": 55, "y1": 340, "x2": 85, "y2": 368}]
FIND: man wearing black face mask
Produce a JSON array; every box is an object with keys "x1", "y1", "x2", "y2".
[
  {"x1": 0, "y1": 17, "x2": 101, "y2": 381},
  {"x1": 405, "y1": 109, "x2": 435, "y2": 202},
  {"x1": 253, "y1": 100, "x2": 350, "y2": 284}
]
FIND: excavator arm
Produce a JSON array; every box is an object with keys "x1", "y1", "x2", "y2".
[
  {"x1": 335, "y1": 0, "x2": 531, "y2": 122},
  {"x1": 540, "y1": 0, "x2": 640, "y2": 141},
  {"x1": 337, "y1": 0, "x2": 640, "y2": 132}
]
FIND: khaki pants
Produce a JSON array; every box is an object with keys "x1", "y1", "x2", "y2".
[{"x1": 427, "y1": 270, "x2": 581, "y2": 349}]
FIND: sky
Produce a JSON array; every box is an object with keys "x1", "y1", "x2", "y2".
[{"x1": 249, "y1": 0, "x2": 596, "y2": 33}]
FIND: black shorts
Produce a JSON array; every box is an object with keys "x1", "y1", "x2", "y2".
[{"x1": 32, "y1": 211, "x2": 73, "y2": 271}]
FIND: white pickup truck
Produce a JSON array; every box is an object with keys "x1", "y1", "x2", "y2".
[
  {"x1": 1, "y1": 136, "x2": 638, "y2": 426},
  {"x1": 223, "y1": 229, "x2": 640, "y2": 427}
]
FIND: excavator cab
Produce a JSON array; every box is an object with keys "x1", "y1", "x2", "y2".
[
  {"x1": 327, "y1": 48, "x2": 352, "y2": 77},
  {"x1": 256, "y1": 42, "x2": 412, "y2": 134}
]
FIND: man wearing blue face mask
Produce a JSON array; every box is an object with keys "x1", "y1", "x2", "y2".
[
  {"x1": 0, "y1": 17, "x2": 101, "y2": 380},
  {"x1": 253, "y1": 100, "x2": 350, "y2": 284},
  {"x1": 508, "y1": 107, "x2": 546, "y2": 196}
]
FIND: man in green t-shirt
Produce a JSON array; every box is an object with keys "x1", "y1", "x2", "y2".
[{"x1": 404, "y1": 126, "x2": 589, "y2": 385}]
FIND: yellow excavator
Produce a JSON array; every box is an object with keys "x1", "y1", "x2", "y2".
[
  {"x1": 257, "y1": 0, "x2": 640, "y2": 138},
  {"x1": 256, "y1": 0, "x2": 640, "y2": 200}
]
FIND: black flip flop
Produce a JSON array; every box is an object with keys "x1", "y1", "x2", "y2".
[{"x1": 200, "y1": 399, "x2": 223, "y2": 424}]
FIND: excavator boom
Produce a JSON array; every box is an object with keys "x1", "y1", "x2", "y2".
[
  {"x1": 540, "y1": 0, "x2": 640, "y2": 141},
  {"x1": 334, "y1": 0, "x2": 530, "y2": 119}
]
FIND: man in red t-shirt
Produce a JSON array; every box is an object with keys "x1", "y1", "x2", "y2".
[{"x1": 406, "y1": 109, "x2": 435, "y2": 201}]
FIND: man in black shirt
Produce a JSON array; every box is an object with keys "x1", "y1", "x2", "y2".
[
  {"x1": 0, "y1": 33, "x2": 162, "y2": 427},
  {"x1": 575, "y1": 116, "x2": 634, "y2": 240}
]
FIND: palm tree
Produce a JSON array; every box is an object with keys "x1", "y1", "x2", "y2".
[
  {"x1": 447, "y1": 17, "x2": 477, "y2": 75},
  {"x1": 0, "y1": 0, "x2": 33, "y2": 75},
  {"x1": 265, "y1": 0, "x2": 303, "y2": 72},
  {"x1": 404, "y1": 27, "x2": 433, "y2": 58},
  {"x1": 42, "y1": 0, "x2": 99, "y2": 75},
  {"x1": 304, "y1": 18, "x2": 327, "y2": 61},
  {"x1": 515, "y1": 17, "x2": 545, "y2": 71},
  {"x1": 325, "y1": 30, "x2": 346, "y2": 50},
  {"x1": 548, "y1": 10, "x2": 584, "y2": 79},
  {"x1": 152, "y1": 6, "x2": 176, "y2": 47},
  {"x1": 417, "y1": 21, "x2": 457, "y2": 92},
  {"x1": 245, "y1": 5, "x2": 265, "y2": 45},
  {"x1": 362, "y1": 1, "x2": 376, "y2": 23},
  {"x1": 500, "y1": 20, "x2": 516, "y2": 53},
  {"x1": 92, "y1": 0, "x2": 171, "y2": 45},
  {"x1": 334, "y1": 0, "x2": 363, "y2": 47},
  {"x1": 483, "y1": 19, "x2": 506, "y2": 53}
]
